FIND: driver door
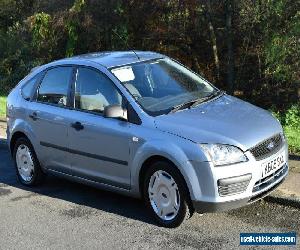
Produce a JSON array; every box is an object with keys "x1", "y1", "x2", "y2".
[{"x1": 67, "y1": 67, "x2": 132, "y2": 189}]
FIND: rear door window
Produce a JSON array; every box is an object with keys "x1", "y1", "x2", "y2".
[{"x1": 37, "y1": 67, "x2": 73, "y2": 106}]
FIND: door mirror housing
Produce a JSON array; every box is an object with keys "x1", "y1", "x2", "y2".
[{"x1": 104, "y1": 105, "x2": 127, "y2": 121}]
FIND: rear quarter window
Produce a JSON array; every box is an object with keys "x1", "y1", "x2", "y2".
[{"x1": 21, "y1": 74, "x2": 40, "y2": 100}]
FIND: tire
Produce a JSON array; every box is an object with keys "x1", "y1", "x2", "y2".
[
  {"x1": 143, "y1": 160, "x2": 194, "y2": 228},
  {"x1": 13, "y1": 137, "x2": 45, "y2": 186}
]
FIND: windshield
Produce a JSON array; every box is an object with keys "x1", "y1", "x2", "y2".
[{"x1": 111, "y1": 58, "x2": 217, "y2": 116}]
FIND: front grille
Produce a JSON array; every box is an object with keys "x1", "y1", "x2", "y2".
[
  {"x1": 218, "y1": 181, "x2": 250, "y2": 196},
  {"x1": 250, "y1": 134, "x2": 283, "y2": 161},
  {"x1": 252, "y1": 163, "x2": 288, "y2": 193}
]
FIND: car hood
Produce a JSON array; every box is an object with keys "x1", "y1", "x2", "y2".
[{"x1": 154, "y1": 95, "x2": 282, "y2": 151}]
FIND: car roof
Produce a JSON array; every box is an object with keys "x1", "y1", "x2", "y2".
[{"x1": 54, "y1": 51, "x2": 165, "y2": 69}]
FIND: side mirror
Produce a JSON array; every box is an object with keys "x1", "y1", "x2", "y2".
[{"x1": 104, "y1": 105, "x2": 127, "y2": 121}]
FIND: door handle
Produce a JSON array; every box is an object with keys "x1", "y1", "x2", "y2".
[
  {"x1": 29, "y1": 112, "x2": 38, "y2": 121},
  {"x1": 71, "y1": 121, "x2": 84, "y2": 131}
]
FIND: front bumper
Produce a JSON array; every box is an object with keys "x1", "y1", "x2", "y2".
[
  {"x1": 189, "y1": 143, "x2": 289, "y2": 213},
  {"x1": 193, "y1": 167, "x2": 287, "y2": 213}
]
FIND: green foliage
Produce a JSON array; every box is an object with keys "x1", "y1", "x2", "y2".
[
  {"x1": 0, "y1": 23, "x2": 32, "y2": 94},
  {"x1": 271, "y1": 105, "x2": 300, "y2": 155},
  {"x1": 70, "y1": 0, "x2": 85, "y2": 13},
  {"x1": 285, "y1": 105, "x2": 300, "y2": 128},
  {"x1": 284, "y1": 105, "x2": 300, "y2": 154},
  {"x1": 29, "y1": 12, "x2": 57, "y2": 63},
  {"x1": 236, "y1": 0, "x2": 299, "y2": 108},
  {"x1": 0, "y1": 0, "x2": 299, "y2": 113},
  {"x1": 66, "y1": 0, "x2": 86, "y2": 57},
  {"x1": 284, "y1": 126, "x2": 300, "y2": 155},
  {"x1": 31, "y1": 13, "x2": 52, "y2": 49},
  {"x1": 0, "y1": 96, "x2": 6, "y2": 118},
  {"x1": 65, "y1": 22, "x2": 78, "y2": 57},
  {"x1": 264, "y1": 2, "x2": 300, "y2": 83},
  {"x1": 265, "y1": 35, "x2": 293, "y2": 82}
]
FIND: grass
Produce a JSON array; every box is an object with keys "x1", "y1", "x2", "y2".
[
  {"x1": 0, "y1": 96, "x2": 6, "y2": 119},
  {"x1": 284, "y1": 126, "x2": 300, "y2": 156}
]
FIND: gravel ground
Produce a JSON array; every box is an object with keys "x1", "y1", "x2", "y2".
[{"x1": 0, "y1": 147, "x2": 299, "y2": 250}]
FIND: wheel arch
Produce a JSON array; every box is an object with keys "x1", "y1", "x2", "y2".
[
  {"x1": 139, "y1": 155, "x2": 174, "y2": 195},
  {"x1": 131, "y1": 140, "x2": 202, "y2": 201},
  {"x1": 8, "y1": 118, "x2": 39, "y2": 157},
  {"x1": 10, "y1": 131, "x2": 30, "y2": 156},
  {"x1": 138, "y1": 154, "x2": 195, "y2": 213}
]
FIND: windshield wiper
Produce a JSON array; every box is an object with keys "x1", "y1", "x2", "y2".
[
  {"x1": 169, "y1": 99, "x2": 199, "y2": 113},
  {"x1": 169, "y1": 90, "x2": 224, "y2": 114},
  {"x1": 191, "y1": 90, "x2": 224, "y2": 108}
]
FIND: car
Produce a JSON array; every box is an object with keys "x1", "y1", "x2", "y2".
[{"x1": 6, "y1": 51, "x2": 288, "y2": 227}]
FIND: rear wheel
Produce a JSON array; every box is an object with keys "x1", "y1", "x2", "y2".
[
  {"x1": 13, "y1": 137, "x2": 45, "y2": 186},
  {"x1": 143, "y1": 161, "x2": 193, "y2": 228}
]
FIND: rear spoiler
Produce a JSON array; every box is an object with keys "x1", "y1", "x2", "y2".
[{"x1": 30, "y1": 66, "x2": 40, "y2": 73}]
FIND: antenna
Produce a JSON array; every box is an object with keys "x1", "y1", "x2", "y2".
[{"x1": 112, "y1": 30, "x2": 140, "y2": 61}]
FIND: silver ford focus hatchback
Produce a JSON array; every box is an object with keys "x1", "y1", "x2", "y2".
[{"x1": 6, "y1": 51, "x2": 288, "y2": 227}]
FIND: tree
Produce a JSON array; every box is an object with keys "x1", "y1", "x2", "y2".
[
  {"x1": 205, "y1": 0, "x2": 220, "y2": 80},
  {"x1": 226, "y1": 0, "x2": 234, "y2": 94}
]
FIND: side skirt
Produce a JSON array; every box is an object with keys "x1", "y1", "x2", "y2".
[{"x1": 46, "y1": 168, "x2": 136, "y2": 198}]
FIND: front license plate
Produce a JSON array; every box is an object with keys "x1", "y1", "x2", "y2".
[{"x1": 261, "y1": 152, "x2": 285, "y2": 178}]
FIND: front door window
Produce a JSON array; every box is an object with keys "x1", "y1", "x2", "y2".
[{"x1": 74, "y1": 67, "x2": 123, "y2": 113}]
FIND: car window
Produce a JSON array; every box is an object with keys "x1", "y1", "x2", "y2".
[
  {"x1": 74, "y1": 67, "x2": 123, "y2": 113},
  {"x1": 37, "y1": 67, "x2": 73, "y2": 106},
  {"x1": 21, "y1": 74, "x2": 40, "y2": 100}
]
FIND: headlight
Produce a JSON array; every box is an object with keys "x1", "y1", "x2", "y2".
[
  {"x1": 199, "y1": 144, "x2": 248, "y2": 166},
  {"x1": 280, "y1": 131, "x2": 286, "y2": 142}
]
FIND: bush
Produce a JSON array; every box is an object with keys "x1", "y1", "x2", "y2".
[
  {"x1": 284, "y1": 104, "x2": 300, "y2": 128},
  {"x1": 284, "y1": 105, "x2": 300, "y2": 155},
  {"x1": 272, "y1": 105, "x2": 300, "y2": 155}
]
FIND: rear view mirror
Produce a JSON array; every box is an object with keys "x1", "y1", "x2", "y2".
[{"x1": 104, "y1": 105, "x2": 127, "y2": 121}]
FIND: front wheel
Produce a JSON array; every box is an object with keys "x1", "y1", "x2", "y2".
[{"x1": 143, "y1": 161, "x2": 193, "y2": 228}]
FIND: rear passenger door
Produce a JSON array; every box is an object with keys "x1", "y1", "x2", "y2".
[{"x1": 27, "y1": 66, "x2": 74, "y2": 174}]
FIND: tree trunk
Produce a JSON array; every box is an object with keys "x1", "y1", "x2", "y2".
[
  {"x1": 205, "y1": 0, "x2": 220, "y2": 81},
  {"x1": 226, "y1": 0, "x2": 234, "y2": 94}
]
